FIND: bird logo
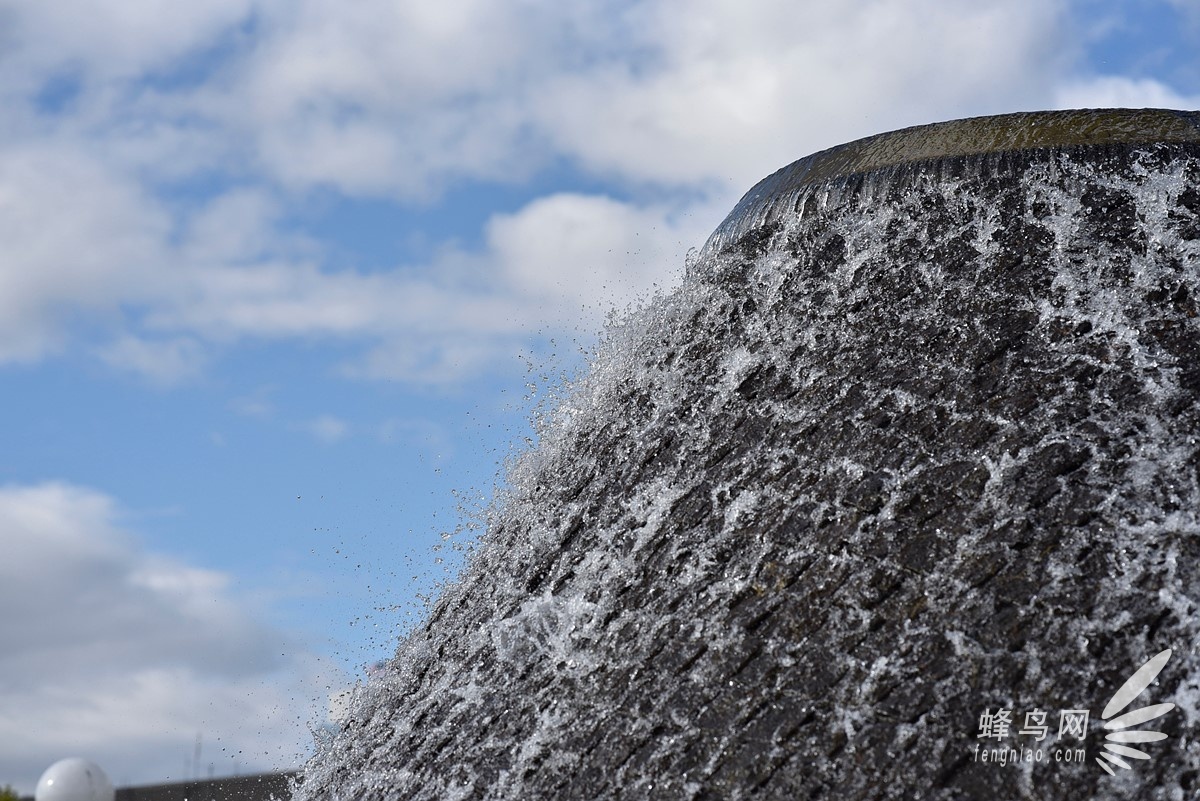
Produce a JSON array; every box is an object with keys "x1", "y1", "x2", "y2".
[{"x1": 1095, "y1": 648, "x2": 1174, "y2": 775}]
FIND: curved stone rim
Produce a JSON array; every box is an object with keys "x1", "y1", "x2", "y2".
[{"x1": 704, "y1": 108, "x2": 1200, "y2": 256}]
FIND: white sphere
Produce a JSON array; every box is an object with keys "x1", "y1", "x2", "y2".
[{"x1": 35, "y1": 759, "x2": 114, "y2": 801}]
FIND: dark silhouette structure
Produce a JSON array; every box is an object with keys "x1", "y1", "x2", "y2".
[
  {"x1": 20, "y1": 773, "x2": 294, "y2": 801},
  {"x1": 114, "y1": 773, "x2": 294, "y2": 801}
]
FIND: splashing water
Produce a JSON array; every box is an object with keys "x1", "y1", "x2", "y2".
[{"x1": 298, "y1": 111, "x2": 1200, "y2": 800}]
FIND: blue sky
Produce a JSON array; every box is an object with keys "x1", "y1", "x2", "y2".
[{"x1": 2, "y1": 0, "x2": 1199, "y2": 792}]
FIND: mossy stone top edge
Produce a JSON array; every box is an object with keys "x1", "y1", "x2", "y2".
[
  {"x1": 703, "y1": 108, "x2": 1200, "y2": 256},
  {"x1": 772, "y1": 109, "x2": 1200, "y2": 189}
]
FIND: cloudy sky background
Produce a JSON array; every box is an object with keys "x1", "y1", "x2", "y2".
[{"x1": 2, "y1": 0, "x2": 1199, "y2": 792}]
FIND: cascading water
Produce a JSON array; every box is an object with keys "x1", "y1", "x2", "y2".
[{"x1": 297, "y1": 109, "x2": 1200, "y2": 800}]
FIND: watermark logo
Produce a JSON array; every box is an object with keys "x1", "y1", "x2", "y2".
[
  {"x1": 1094, "y1": 648, "x2": 1174, "y2": 775},
  {"x1": 972, "y1": 648, "x2": 1175, "y2": 776}
]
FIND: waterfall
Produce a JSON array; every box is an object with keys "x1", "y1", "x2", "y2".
[{"x1": 297, "y1": 109, "x2": 1200, "y2": 800}]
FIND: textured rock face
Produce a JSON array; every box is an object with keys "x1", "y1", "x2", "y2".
[{"x1": 298, "y1": 117, "x2": 1200, "y2": 800}]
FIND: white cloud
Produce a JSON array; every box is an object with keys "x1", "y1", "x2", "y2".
[
  {"x1": 534, "y1": 0, "x2": 1070, "y2": 189},
  {"x1": 331, "y1": 192, "x2": 718, "y2": 384},
  {"x1": 97, "y1": 335, "x2": 209, "y2": 385},
  {"x1": 229, "y1": 386, "x2": 277, "y2": 419},
  {"x1": 0, "y1": 0, "x2": 253, "y2": 86},
  {"x1": 299, "y1": 415, "x2": 350, "y2": 444},
  {"x1": 0, "y1": 129, "x2": 704, "y2": 386},
  {"x1": 0, "y1": 144, "x2": 170, "y2": 362},
  {"x1": 342, "y1": 334, "x2": 526, "y2": 386},
  {"x1": 1164, "y1": 0, "x2": 1200, "y2": 28},
  {"x1": 4, "y1": 0, "x2": 1192, "y2": 390},
  {"x1": 0, "y1": 482, "x2": 337, "y2": 793},
  {"x1": 487, "y1": 193, "x2": 705, "y2": 316},
  {"x1": 181, "y1": 188, "x2": 290, "y2": 266},
  {"x1": 198, "y1": 0, "x2": 562, "y2": 198},
  {"x1": 157, "y1": 0, "x2": 1072, "y2": 198},
  {"x1": 1053, "y1": 75, "x2": 1200, "y2": 110}
]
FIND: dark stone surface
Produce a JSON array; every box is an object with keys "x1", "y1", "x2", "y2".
[{"x1": 299, "y1": 121, "x2": 1200, "y2": 800}]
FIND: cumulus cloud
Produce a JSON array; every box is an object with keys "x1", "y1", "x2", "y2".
[
  {"x1": 97, "y1": 335, "x2": 210, "y2": 385},
  {"x1": 0, "y1": 144, "x2": 170, "y2": 362},
  {"x1": 0, "y1": 482, "x2": 337, "y2": 793},
  {"x1": 0, "y1": 146, "x2": 706, "y2": 384},
  {"x1": 1054, "y1": 75, "x2": 1200, "y2": 110},
  {"x1": 328, "y1": 191, "x2": 715, "y2": 384},
  {"x1": 229, "y1": 386, "x2": 277, "y2": 419},
  {"x1": 299, "y1": 415, "x2": 350, "y2": 444},
  {"x1": 0, "y1": 0, "x2": 253, "y2": 87},
  {"x1": 487, "y1": 193, "x2": 705, "y2": 314},
  {"x1": 191, "y1": 0, "x2": 564, "y2": 198},
  {"x1": 1163, "y1": 0, "x2": 1200, "y2": 30},
  {"x1": 342, "y1": 334, "x2": 526, "y2": 386},
  {"x1": 4, "y1": 0, "x2": 1191, "y2": 390},
  {"x1": 175, "y1": 0, "x2": 1072, "y2": 197},
  {"x1": 533, "y1": 0, "x2": 1070, "y2": 189}
]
